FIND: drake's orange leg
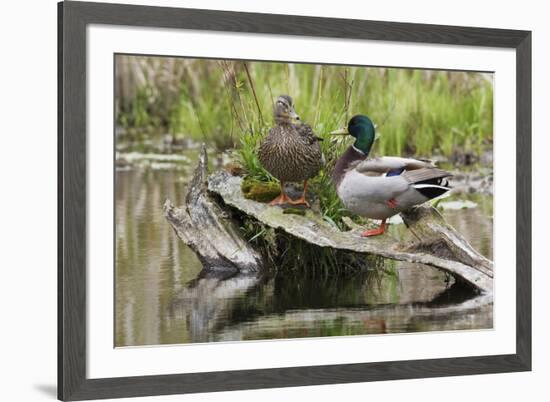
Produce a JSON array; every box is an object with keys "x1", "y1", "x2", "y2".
[
  {"x1": 361, "y1": 219, "x2": 387, "y2": 237},
  {"x1": 269, "y1": 181, "x2": 293, "y2": 206},
  {"x1": 288, "y1": 180, "x2": 311, "y2": 208}
]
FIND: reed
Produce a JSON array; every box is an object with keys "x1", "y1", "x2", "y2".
[{"x1": 116, "y1": 55, "x2": 493, "y2": 159}]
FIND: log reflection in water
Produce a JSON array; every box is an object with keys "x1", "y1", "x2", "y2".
[
  {"x1": 167, "y1": 265, "x2": 489, "y2": 343},
  {"x1": 170, "y1": 270, "x2": 262, "y2": 343}
]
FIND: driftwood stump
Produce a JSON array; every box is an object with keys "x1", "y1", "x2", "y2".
[
  {"x1": 165, "y1": 145, "x2": 493, "y2": 293},
  {"x1": 163, "y1": 146, "x2": 262, "y2": 273}
]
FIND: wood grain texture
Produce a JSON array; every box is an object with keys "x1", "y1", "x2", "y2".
[
  {"x1": 58, "y1": 1, "x2": 532, "y2": 400},
  {"x1": 163, "y1": 146, "x2": 263, "y2": 272},
  {"x1": 57, "y1": 2, "x2": 64, "y2": 398},
  {"x1": 59, "y1": 1, "x2": 87, "y2": 400},
  {"x1": 67, "y1": 1, "x2": 528, "y2": 47},
  {"x1": 68, "y1": 354, "x2": 526, "y2": 401},
  {"x1": 515, "y1": 32, "x2": 532, "y2": 370}
]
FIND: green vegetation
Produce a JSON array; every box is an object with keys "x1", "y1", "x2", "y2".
[
  {"x1": 240, "y1": 176, "x2": 280, "y2": 202},
  {"x1": 240, "y1": 216, "x2": 383, "y2": 276},
  {"x1": 116, "y1": 56, "x2": 493, "y2": 158}
]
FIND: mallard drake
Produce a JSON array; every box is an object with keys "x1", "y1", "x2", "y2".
[
  {"x1": 331, "y1": 115, "x2": 451, "y2": 237},
  {"x1": 258, "y1": 95, "x2": 324, "y2": 207}
]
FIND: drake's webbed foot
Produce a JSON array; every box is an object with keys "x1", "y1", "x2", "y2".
[{"x1": 360, "y1": 220, "x2": 387, "y2": 237}]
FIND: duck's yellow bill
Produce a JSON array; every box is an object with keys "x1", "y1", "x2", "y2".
[{"x1": 330, "y1": 128, "x2": 349, "y2": 135}]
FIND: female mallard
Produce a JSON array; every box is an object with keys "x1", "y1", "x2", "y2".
[
  {"x1": 258, "y1": 95, "x2": 324, "y2": 207},
  {"x1": 331, "y1": 115, "x2": 451, "y2": 237}
]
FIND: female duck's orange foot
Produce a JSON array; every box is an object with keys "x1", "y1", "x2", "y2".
[
  {"x1": 288, "y1": 195, "x2": 310, "y2": 208},
  {"x1": 288, "y1": 180, "x2": 311, "y2": 208},
  {"x1": 269, "y1": 192, "x2": 293, "y2": 206},
  {"x1": 361, "y1": 220, "x2": 386, "y2": 237}
]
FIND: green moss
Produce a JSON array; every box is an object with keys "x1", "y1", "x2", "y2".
[
  {"x1": 241, "y1": 177, "x2": 280, "y2": 202},
  {"x1": 283, "y1": 208, "x2": 306, "y2": 216}
]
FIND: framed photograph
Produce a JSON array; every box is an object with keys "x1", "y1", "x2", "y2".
[{"x1": 58, "y1": 1, "x2": 531, "y2": 400}]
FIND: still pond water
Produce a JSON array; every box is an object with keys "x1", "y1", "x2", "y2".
[{"x1": 115, "y1": 161, "x2": 493, "y2": 347}]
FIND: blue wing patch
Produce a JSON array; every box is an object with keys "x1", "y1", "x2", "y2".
[{"x1": 386, "y1": 167, "x2": 405, "y2": 177}]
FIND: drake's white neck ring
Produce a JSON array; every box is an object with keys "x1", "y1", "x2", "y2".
[{"x1": 352, "y1": 145, "x2": 366, "y2": 155}]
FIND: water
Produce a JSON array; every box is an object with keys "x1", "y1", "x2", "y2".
[{"x1": 115, "y1": 165, "x2": 493, "y2": 347}]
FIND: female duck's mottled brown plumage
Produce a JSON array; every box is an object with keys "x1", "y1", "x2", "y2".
[
  {"x1": 258, "y1": 95, "x2": 324, "y2": 206},
  {"x1": 259, "y1": 123, "x2": 323, "y2": 182}
]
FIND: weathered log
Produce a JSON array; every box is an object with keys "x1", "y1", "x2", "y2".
[
  {"x1": 164, "y1": 146, "x2": 493, "y2": 293},
  {"x1": 400, "y1": 206, "x2": 493, "y2": 278},
  {"x1": 163, "y1": 145, "x2": 262, "y2": 273},
  {"x1": 207, "y1": 171, "x2": 493, "y2": 293}
]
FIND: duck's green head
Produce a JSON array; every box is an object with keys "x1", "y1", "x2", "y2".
[{"x1": 331, "y1": 115, "x2": 376, "y2": 155}]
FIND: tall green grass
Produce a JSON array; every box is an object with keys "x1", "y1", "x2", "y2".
[{"x1": 116, "y1": 56, "x2": 493, "y2": 158}]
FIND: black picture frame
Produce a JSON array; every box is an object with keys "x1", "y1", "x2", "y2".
[{"x1": 58, "y1": 1, "x2": 532, "y2": 400}]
